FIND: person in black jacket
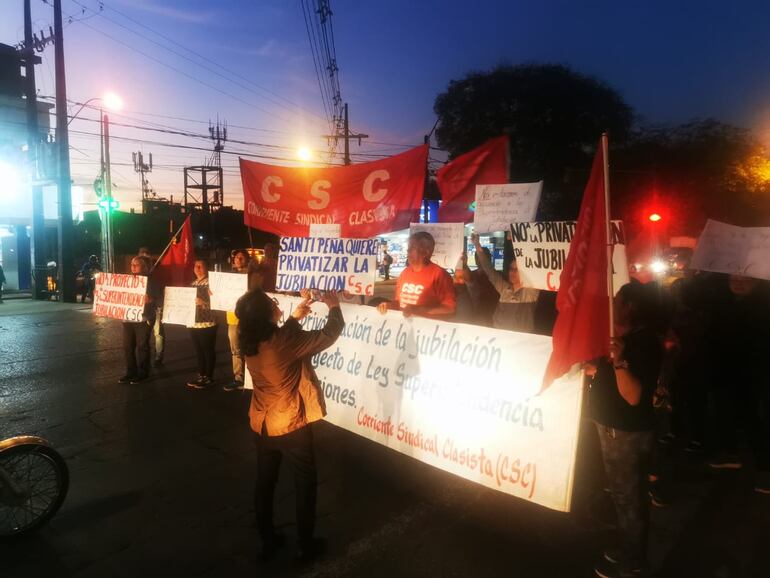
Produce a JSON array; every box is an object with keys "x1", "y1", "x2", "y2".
[
  {"x1": 587, "y1": 282, "x2": 663, "y2": 578},
  {"x1": 119, "y1": 255, "x2": 161, "y2": 385}
]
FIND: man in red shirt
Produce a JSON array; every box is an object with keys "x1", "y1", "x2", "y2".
[{"x1": 377, "y1": 231, "x2": 456, "y2": 320}]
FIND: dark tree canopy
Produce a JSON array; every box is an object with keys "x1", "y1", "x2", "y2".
[{"x1": 433, "y1": 64, "x2": 633, "y2": 218}]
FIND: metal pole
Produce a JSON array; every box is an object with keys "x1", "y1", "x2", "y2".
[
  {"x1": 99, "y1": 108, "x2": 109, "y2": 271},
  {"x1": 103, "y1": 113, "x2": 114, "y2": 272},
  {"x1": 343, "y1": 103, "x2": 350, "y2": 165},
  {"x1": 24, "y1": 0, "x2": 46, "y2": 299},
  {"x1": 53, "y1": 0, "x2": 75, "y2": 302},
  {"x1": 601, "y1": 133, "x2": 615, "y2": 343}
]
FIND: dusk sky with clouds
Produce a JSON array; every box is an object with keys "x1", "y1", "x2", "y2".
[{"x1": 3, "y1": 0, "x2": 770, "y2": 211}]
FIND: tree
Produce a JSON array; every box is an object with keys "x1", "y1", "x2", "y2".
[{"x1": 433, "y1": 64, "x2": 634, "y2": 219}]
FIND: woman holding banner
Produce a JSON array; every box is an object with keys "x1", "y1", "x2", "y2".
[
  {"x1": 236, "y1": 288, "x2": 344, "y2": 562},
  {"x1": 186, "y1": 260, "x2": 217, "y2": 389},
  {"x1": 119, "y1": 255, "x2": 161, "y2": 385}
]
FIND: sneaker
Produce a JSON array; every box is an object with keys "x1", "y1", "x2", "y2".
[
  {"x1": 223, "y1": 380, "x2": 244, "y2": 392},
  {"x1": 190, "y1": 376, "x2": 213, "y2": 390},
  {"x1": 684, "y1": 440, "x2": 703, "y2": 453},
  {"x1": 657, "y1": 433, "x2": 676, "y2": 445},
  {"x1": 648, "y1": 484, "x2": 670, "y2": 507},
  {"x1": 754, "y1": 473, "x2": 770, "y2": 494},
  {"x1": 603, "y1": 548, "x2": 622, "y2": 564},
  {"x1": 130, "y1": 374, "x2": 150, "y2": 384},
  {"x1": 118, "y1": 374, "x2": 135, "y2": 384},
  {"x1": 708, "y1": 454, "x2": 743, "y2": 469},
  {"x1": 186, "y1": 375, "x2": 204, "y2": 388}
]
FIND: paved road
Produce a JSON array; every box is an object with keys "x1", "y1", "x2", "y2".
[{"x1": 0, "y1": 300, "x2": 767, "y2": 577}]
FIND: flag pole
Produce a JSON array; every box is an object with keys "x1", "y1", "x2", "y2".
[
  {"x1": 601, "y1": 133, "x2": 615, "y2": 345},
  {"x1": 153, "y1": 216, "x2": 189, "y2": 271}
]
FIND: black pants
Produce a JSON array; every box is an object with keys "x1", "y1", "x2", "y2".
[
  {"x1": 254, "y1": 424, "x2": 317, "y2": 548},
  {"x1": 122, "y1": 321, "x2": 152, "y2": 377},
  {"x1": 188, "y1": 325, "x2": 217, "y2": 379}
]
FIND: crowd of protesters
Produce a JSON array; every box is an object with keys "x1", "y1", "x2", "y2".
[{"x1": 110, "y1": 230, "x2": 769, "y2": 572}]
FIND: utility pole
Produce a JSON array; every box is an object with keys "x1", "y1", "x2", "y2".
[
  {"x1": 103, "y1": 113, "x2": 114, "y2": 272},
  {"x1": 323, "y1": 103, "x2": 368, "y2": 165},
  {"x1": 53, "y1": 0, "x2": 75, "y2": 301},
  {"x1": 133, "y1": 151, "x2": 153, "y2": 213},
  {"x1": 23, "y1": 0, "x2": 46, "y2": 299}
]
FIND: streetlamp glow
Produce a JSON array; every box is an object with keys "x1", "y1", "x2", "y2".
[{"x1": 102, "y1": 92, "x2": 123, "y2": 111}]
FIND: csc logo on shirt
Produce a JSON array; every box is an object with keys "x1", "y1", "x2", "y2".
[
  {"x1": 401, "y1": 283, "x2": 424, "y2": 296},
  {"x1": 400, "y1": 282, "x2": 425, "y2": 306}
]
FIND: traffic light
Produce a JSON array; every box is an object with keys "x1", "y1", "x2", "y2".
[
  {"x1": 98, "y1": 198, "x2": 119, "y2": 211},
  {"x1": 648, "y1": 212, "x2": 662, "y2": 223}
]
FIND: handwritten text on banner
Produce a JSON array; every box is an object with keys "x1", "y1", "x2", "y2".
[
  {"x1": 409, "y1": 222, "x2": 465, "y2": 270},
  {"x1": 246, "y1": 296, "x2": 583, "y2": 513},
  {"x1": 691, "y1": 219, "x2": 770, "y2": 281},
  {"x1": 510, "y1": 220, "x2": 630, "y2": 293},
  {"x1": 473, "y1": 182, "x2": 542, "y2": 233},
  {"x1": 162, "y1": 287, "x2": 197, "y2": 326},
  {"x1": 277, "y1": 237, "x2": 379, "y2": 296},
  {"x1": 92, "y1": 273, "x2": 147, "y2": 322},
  {"x1": 209, "y1": 271, "x2": 248, "y2": 311}
]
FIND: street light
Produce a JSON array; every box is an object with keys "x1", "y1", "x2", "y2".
[{"x1": 68, "y1": 93, "x2": 122, "y2": 273}]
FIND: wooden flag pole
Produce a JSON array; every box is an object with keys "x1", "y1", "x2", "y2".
[{"x1": 602, "y1": 133, "x2": 615, "y2": 343}]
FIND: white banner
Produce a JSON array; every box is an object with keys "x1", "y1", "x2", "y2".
[
  {"x1": 691, "y1": 219, "x2": 770, "y2": 281},
  {"x1": 92, "y1": 273, "x2": 147, "y2": 322},
  {"x1": 245, "y1": 296, "x2": 583, "y2": 512},
  {"x1": 309, "y1": 223, "x2": 341, "y2": 238},
  {"x1": 209, "y1": 271, "x2": 248, "y2": 311},
  {"x1": 276, "y1": 237, "x2": 379, "y2": 296},
  {"x1": 473, "y1": 182, "x2": 542, "y2": 233},
  {"x1": 510, "y1": 220, "x2": 630, "y2": 293},
  {"x1": 162, "y1": 287, "x2": 197, "y2": 326},
  {"x1": 409, "y1": 222, "x2": 465, "y2": 270}
]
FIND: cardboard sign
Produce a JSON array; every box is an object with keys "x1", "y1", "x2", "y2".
[
  {"x1": 276, "y1": 237, "x2": 379, "y2": 296},
  {"x1": 691, "y1": 219, "x2": 770, "y2": 281},
  {"x1": 208, "y1": 271, "x2": 248, "y2": 311},
  {"x1": 473, "y1": 182, "x2": 542, "y2": 233},
  {"x1": 93, "y1": 273, "x2": 147, "y2": 322},
  {"x1": 161, "y1": 287, "x2": 197, "y2": 326},
  {"x1": 245, "y1": 295, "x2": 584, "y2": 513},
  {"x1": 409, "y1": 222, "x2": 465, "y2": 269},
  {"x1": 510, "y1": 220, "x2": 630, "y2": 293},
  {"x1": 309, "y1": 223, "x2": 341, "y2": 238}
]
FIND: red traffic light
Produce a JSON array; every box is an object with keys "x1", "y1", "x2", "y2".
[{"x1": 648, "y1": 212, "x2": 662, "y2": 222}]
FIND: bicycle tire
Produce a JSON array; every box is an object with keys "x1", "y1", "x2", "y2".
[{"x1": 0, "y1": 442, "x2": 69, "y2": 538}]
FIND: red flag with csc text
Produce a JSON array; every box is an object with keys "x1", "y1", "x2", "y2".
[
  {"x1": 154, "y1": 216, "x2": 196, "y2": 287},
  {"x1": 543, "y1": 141, "x2": 610, "y2": 387},
  {"x1": 436, "y1": 135, "x2": 508, "y2": 223},
  {"x1": 240, "y1": 145, "x2": 428, "y2": 238}
]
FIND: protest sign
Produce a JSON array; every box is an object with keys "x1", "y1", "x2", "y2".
[
  {"x1": 473, "y1": 182, "x2": 542, "y2": 233},
  {"x1": 409, "y1": 222, "x2": 465, "y2": 269},
  {"x1": 209, "y1": 271, "x2": 248, "y2": 311},
  {"x1": 691, "y1": 219, "x2": 770, "y2": 281},
  {"x1": 245, "y1": 295, "x2": 583, "y2": 513},
  {"x1": 161, "y1": 287, "x2": 197, "y2": 326},
  {"x1": 93, "y1": 273, "x2": 147, "y2": 322},
  {"x1": 310, "y1": 223, "x2": 341, "y2": 238},
  {"x1": 510, "y1": 220, "x2": 630, "y2": 293},
  {"x1": 276, "y1": 236, "x2": 379, "y2": 296}
]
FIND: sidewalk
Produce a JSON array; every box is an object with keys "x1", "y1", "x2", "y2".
[{"x1": 0, "y1": 297, "x2": 91, "y2": 317}]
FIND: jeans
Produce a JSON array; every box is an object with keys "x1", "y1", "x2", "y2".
[
  {"x1": 123, "y1": 320, "x2": 152, "y2": 377},
  {"x1": 254, "y1": 425, "x2": 317, "y2": 549},
  {"x1": 228, "y1": 323, "x2": 244, "y2": 382},
  {"x1": 596, "y1": 423, "x2": 653, "y2": 571},
  {"x1": 188, "y1": 325, "x2": 217, "y2": 379}
]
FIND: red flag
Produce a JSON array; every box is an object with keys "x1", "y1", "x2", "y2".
[
  {"x1": 543, "y1": 139, "x2": 610, "y2": 387},
  {"x1": 436, "y1": 135, "x2": 508, "y2": 223},
  {"x1": 154, "y1": 216, "x2": 196, "y2": 287}
]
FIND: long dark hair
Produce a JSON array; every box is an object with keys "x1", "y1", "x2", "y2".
[{"x1": 235, "y1": 289, "x2": 277, "y2": 356}]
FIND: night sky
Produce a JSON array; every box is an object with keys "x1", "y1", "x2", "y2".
[{"x1": 2, "y1": 0, "x2": 770, "y2": 211}]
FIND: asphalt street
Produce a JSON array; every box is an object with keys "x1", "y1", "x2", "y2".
[{"x1": 0, "y1": 299, "x2": 768, "y2": 578}]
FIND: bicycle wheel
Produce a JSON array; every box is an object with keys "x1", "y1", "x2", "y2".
[{"x1": 0, "y1": 442, "x2": 69, "y2": 538}]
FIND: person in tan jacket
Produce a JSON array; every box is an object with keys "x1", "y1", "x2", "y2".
[{"x1": 235, "y1": 288, "x2": 344, "y2": 562}]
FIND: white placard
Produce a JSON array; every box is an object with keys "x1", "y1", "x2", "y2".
[
  {"x1": 276, "y1": 237, "x2": 379, "y2": 296},
  {"x1": 309, "y1": 223, "x2": 341, "y2": 238},
  {"x1": 408, "y1": 222, "x2": 465, "y2": 269},
  {"x1": 473, "y1": 182, "x2": 542, "y2": 233},
  {"x1": 510, "y1": 220, "x2": 630, "y2": 293},
  {"x1": 245, "y1": 295, "x2": 584, "y2": 513},
  {"x1": 92, "y1": 273, "x2": 147, "y2": 322},
  {"x1": 162, "y1": 286, "x2": 197, "y2": 326},
  {"x1": 209, "y1": 271, "x2": 248, "y2": 311},
  {"x1": 691, "y1": 219, "x2": 770, "y2": 281}
]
